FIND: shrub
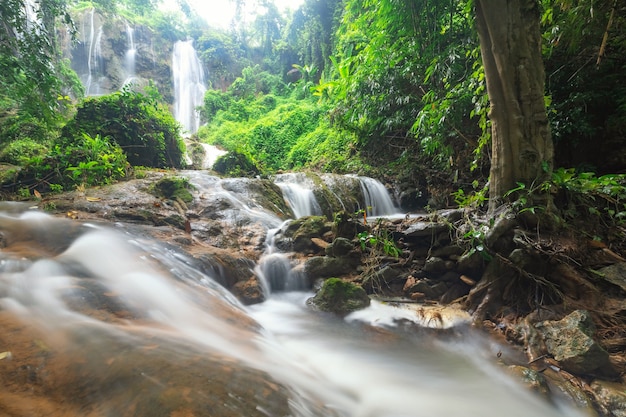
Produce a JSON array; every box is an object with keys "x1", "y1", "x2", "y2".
[
  {"x1": 60, "y1": 87, "x2": 185, "y2": 168},
  {"x1": 213, "y1": 151, "x2": 259, "y2": 177}
]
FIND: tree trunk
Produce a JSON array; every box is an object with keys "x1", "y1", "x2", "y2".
[{"x1": 475, "y1": 0, "x2": 553, "y2": 212}]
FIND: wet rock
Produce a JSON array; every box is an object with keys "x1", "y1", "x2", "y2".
[
  {"x1": 194, "y1": 251, "x2": 257, "y2": 290},
  {"x1": 402, "y1": 277, "x2": 447, "y2": 300},
  {"x1": 307, "y1": 278, "x2": 370, "y2": 316},
  {"x1": 325, "y1": 237, "x2": 355, "y2": 257},
  {"x1": 590, "y1": 380, "x2": 626, "y2": 417},
  {"x1": 535, "y1": 310, "x2": 616, "y2": 377},
  {"x1": 332, "y1": 210, "x2": 365, "y2": 239},
  {"x1": 456, "y1": 250, "x2": 485, "y2": 275},
  {"x1": 439, "y1": 282, "x2": 471, "y2": 304},
  {"x1": 277, "y1": 216, "x2": 331, "y2": 253},
  {"x1": 431, "y1": 245, "x2": 464, "y2": 257},
  {"x1": 362, "y1": 266, "x2": 401, "y2": 292},
  {"x1": 540, "y1": 368, "x2": 598, "y2": 416},
  {"x1": 399, "y1": 221, "x2": 448, "y2": 238},
  {"x1": 304, "y1": 256, "x2": 358, "y2": 278},
  {"x1": 506, "y1": 365, "x2": 550, "y2": 398},
  {"x1": 232, "y1": 277, "x2": 265, "y2": 305}
]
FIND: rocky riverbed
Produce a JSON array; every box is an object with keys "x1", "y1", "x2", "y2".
[{"x1": 5, "y1": 170, "x2": 626, "y2": 416}]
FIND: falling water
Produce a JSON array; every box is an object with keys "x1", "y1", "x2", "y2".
[
  {"x1": 357, "y1": 176, "x2": 398, "y2": 217},
  {"x1": 274, "y1": 173, "x2": 323, "y2": 218},
  {"x1": 122, "y1": 22, "x2": 137, "y2": 87},
  {"x1": 201, "y1": 143, "x2": 227, "y2": 169},
  {"x1": 172, "y1": 40, "x2": 207, "y2": 134},
  {"x1": 84, "y1": 8, "x2": 104, "y2": 96}
]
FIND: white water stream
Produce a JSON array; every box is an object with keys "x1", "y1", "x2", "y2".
[
  {"x1": 0, "y1": 208, "x2": 584, "y2": 417},
  {"x1": 0, "y1": 175, "x2": 588, "y2": 416}
]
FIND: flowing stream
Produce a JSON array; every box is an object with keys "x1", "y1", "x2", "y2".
[{"x1": 0, "y1": 176, "x2": 586, "y2": 416}]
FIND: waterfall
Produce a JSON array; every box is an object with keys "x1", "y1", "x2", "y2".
[
  {"x1": 172, "y1": 40, "x2": 207, "y2": 135},
  {"x1": 358, "y1": 176, "x2": 398, "y2": 217},
  {"x1": 274, "y1": 173, "x2": 322, "y2": 219},
  {"x1": 122, "y1": 22, "x2": 137, "y2": 87},
  {"x1": 84, "y1": 8, "x2": 104, "y2": 96}
]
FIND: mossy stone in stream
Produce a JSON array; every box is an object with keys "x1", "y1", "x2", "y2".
[
  {"x1": 153, "y1": 176, "x2": 193, "y2": 203},
  {"x1": 307, "y1": 278, "x2": 370, "y2": 316}
]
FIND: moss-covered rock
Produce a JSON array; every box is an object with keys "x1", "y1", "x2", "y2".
[
  {"x1": 152, "y1": 176, "x2": 194, "y2": 203},
  {"x1": 276, "y1": 216, "x2": 331, "y2": 253},
  {"x1": 307, "y1": 278, "x2": 370, "y2": 316}
]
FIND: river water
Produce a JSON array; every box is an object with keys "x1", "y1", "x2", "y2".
[{"x1": 0, "y1": 202, "x2": 587, "y2": 417}]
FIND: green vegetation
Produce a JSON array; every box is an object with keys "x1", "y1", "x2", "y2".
[
  {"x1": 197, "y1": 65, "x2": 362, "y2": 174},
  {"x1": 0, "y1": 0, "x2": 623, "y2": 214},
  {"x1": 60, "y1": 86, "x2": 184, "y2": 169},
  {"x1": 152, "y1": 176, "x2": 194, "y2": 203},
  {"x1": 307, "y1": 277, "x2": 370, "y2": 316}
]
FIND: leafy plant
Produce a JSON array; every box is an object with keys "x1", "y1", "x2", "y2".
[
  {"x1": 60, "y1": 86, "x2": 184, "y2": 168},
  {"x1": 357, "y1": 222, "x2": 401, "y2": 258}
]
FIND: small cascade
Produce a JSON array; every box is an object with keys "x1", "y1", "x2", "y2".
[
  {"x1": 122, "y1": 22, "x2": 137, "y2": 87},
  {"x1": 84, "y1": 8, "x2": 104, "y2": 96},
  {"x1": 358, "y1": 176, "x2": 399, "y2": 217},
  {"x1": 274, "y1": 173, "x2": 322, "y2": 218},
  {"x1": 255, "y1": 226, "x2": 308, "y2": 295},
  {"x1": 201, "y1": 143, "x2": 227, "y2": 169},
  {"x1": 172, "y1": 40, "x2": 207, "y2": 135}
]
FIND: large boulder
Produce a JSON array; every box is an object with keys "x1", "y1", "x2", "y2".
[
  {"x1": 307, "y1": 278, "x2": 370, "y2": 316},
  {"x1": 534, "y1": 310, "x2": 616, "y2": 377}
]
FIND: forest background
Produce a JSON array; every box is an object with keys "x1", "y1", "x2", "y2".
[{"x1": 0, "y1": 0, "x2": 625, "y2": 218}]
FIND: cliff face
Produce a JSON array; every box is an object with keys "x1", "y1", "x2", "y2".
[{"x1": 62, "y1": 8, "x2": 174, "y2": 104}]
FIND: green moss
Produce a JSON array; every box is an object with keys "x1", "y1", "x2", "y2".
[
  {"x1": 153, "y1": 176, "x2": 194, "y2": 203},
  {"x1": 308, "y1": 278, "x2": 370, "y2": 316}
]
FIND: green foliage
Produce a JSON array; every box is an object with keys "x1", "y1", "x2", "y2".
[
  {"x1": 60, "y1": 87, "x2": 184, "y2": 168},
  {"x1": 199, "y1": 76, "x2": 329, "y2": 173},
  {"x1": 153, "y1": 176, "x2": 194, "y2": 203},
  {"x1": 212, "y1": 151, "x2": 260, "y2": 178},
  {"x1": 63, "y1": 133, "x2": 129, "y2": 186},
  {"x1": 0, "y1": 112, "x2": 56, "y2": 164},
  {"x1": 15, "y1": 132, "x2": 128, "y2": 192},
  {"x1": 357, "y1": 219, "x2": 401, "y2": 258},
  {"x1": 452, "y1": 182, "x2": 489, "y2": 209},
  {"x1": 0, "y1": 0, "x2": 75, "y2": 125},
  {"x1": 541, "y1": 0, "x2": 626, "y2": 172},
  {"x1": 552, "y1": 168, "x2": 626, "y2": 224},
  {"x1": 197, "y1": 28, "x2": 250, "y2": 87},
  {"x1": 0, "y1": 138, "x2": 49, "y2": 166}
]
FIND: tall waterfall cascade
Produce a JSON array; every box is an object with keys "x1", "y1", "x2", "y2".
[
  {"x1": 122, "y1": 23, "x2": 137, "y2": 87},
  {"x1": 172, "y1": 40, "x2": 207, "y2": 135},
  {"x1": 82, "y1": 8, "x2": 104, "y2": 96}
]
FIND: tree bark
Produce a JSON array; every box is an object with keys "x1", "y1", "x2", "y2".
[{"x1": 475, "y1": 0, "x2": 553, "y2": 213}]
